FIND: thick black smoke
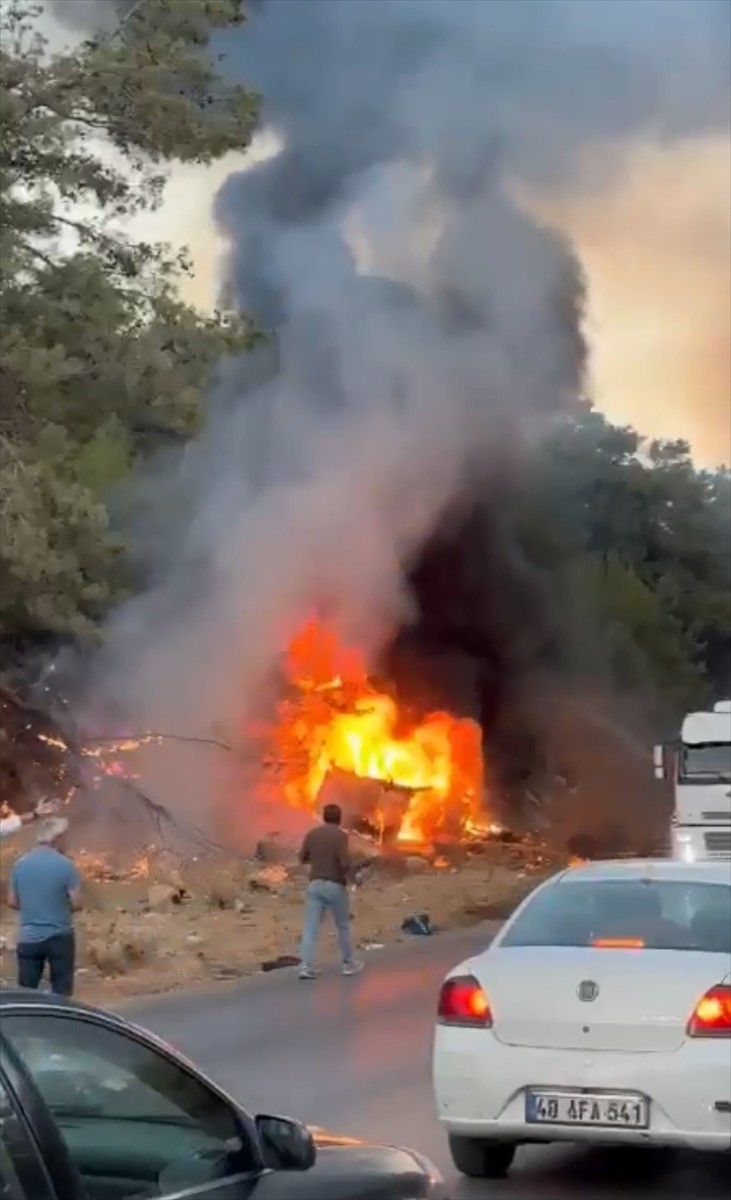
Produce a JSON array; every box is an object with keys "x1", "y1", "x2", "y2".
[
  {"x1": 69, "y1": 1, "x2": 729, "y2": 822},
  {"x1": 208, "y1": 1, "x2": 727, "y2": 758}
]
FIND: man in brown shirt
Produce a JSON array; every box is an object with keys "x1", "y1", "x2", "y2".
[{"x1": 298, "y1": 803, "x2": 363, "y2": 980}]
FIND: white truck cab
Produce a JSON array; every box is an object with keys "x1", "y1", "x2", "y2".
[{"x1": 655, "y1": 701, "x2": 731, "y2": 861}]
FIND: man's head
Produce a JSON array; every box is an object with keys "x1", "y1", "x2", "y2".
[
  {"x1": 322, "y1": 803, "x2": 342, "y2": 826},
  {"x1": 37, "y1": 816, "x2": 69, "y2": 851}
]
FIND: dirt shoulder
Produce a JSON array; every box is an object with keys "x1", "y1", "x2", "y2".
[{"x1": 0, "y1": 833, "x2": 559, "y2": 1007}]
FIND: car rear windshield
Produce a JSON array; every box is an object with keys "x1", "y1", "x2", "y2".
[{"x1": 500, "y1": 879, "x2": 731, "y2": 953}]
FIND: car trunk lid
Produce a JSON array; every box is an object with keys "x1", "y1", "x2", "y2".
[{"x1": 474, "y1": 947, "x2": 729, "y2": 1052}]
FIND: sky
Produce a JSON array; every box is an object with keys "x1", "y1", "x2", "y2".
[
  {"x1": 528, "y1": 134, "x2": 731, "y2": 465},
  {"x1": 127, "y1": 134, "x2": 730, "y2": 466},
  {"x1": 39, "y1": 1, "x2": 731, "y2": 466}
]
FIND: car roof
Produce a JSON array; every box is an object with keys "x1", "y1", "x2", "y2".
[{"x1": 554, "y1": 858, "x2": 731, "y2": 886}]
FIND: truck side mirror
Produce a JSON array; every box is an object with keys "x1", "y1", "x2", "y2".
[{"x1": 653, "y1": 744, "x2": 665, "y2": 780}]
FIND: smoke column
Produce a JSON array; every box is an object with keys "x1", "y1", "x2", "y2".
[{"x1": 69, "y1": 0, "x2": 729, "y2": 826}]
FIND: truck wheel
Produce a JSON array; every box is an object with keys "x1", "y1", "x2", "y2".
[{"x1": 448, "y1": 1135, "x2": 516, "y2": 1178}]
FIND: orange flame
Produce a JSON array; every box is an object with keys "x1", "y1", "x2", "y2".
[{"x1": 273, "y1": 619, "x2": 485, "y2": 842}]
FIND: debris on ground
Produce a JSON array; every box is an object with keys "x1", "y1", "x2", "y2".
[
  {"x1": 255, "y1": 833, "x2": 295, "y2": 864},
  {"x1": 261, "y1": 954, "x2": 300, "y2": 972},
  {"x1": 401, "y1": 913, "x2": 435, "y2": 936},
  {"x1": 0, "y1": 821, "x2": 565, "y2": 1004}
]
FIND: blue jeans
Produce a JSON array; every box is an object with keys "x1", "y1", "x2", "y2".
[
  {"x1": 17, "y1": 933, "x2": 75, "y2": 997},
  {"x1": 300, "y1": 880, "x2": 353, "y2": 970}
]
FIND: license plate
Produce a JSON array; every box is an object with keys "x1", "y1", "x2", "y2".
[{"x1": 525, "y1": 1091, "x2": 649, "y2": 1129}]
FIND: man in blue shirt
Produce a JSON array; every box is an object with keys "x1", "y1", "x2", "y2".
[{"x1": 8, "y1": 816, "x2": 82, "y2": 997}]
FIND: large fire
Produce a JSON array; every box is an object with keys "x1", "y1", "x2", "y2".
[
  {"x1": 29, "y1": 618, "x2": 489, "y2": 849},
  {"x1": 272, "y1": 619, "x2": 486, "y2": 842}
]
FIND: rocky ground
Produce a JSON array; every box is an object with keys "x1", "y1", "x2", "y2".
[{"x1": 0, "y1": 828, "x2": 562, "y2": 1005}]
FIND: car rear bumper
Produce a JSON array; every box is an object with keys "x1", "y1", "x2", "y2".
[{"x1": 433, "y1": 1027, "x2": 731, "y2": 1151}]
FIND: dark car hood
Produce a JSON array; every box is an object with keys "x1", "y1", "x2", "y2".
[{"x1": 252, "y1": 1127, "x2": 437, "y2": 1199}]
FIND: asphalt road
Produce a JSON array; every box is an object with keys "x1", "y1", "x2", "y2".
[{"x1": 125, "y1": 926, "x2": 729, "y2": 1199}]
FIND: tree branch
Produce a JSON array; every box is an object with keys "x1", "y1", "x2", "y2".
[
  {"x1": 13, "y1": 234, "x2": 57, "y2": 272},
  {"x1": 85, "y1": 732, "x2": 234, "y2": 752}
]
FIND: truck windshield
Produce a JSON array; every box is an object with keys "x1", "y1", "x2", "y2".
[{"x1": 681, "y1": 744, "x2": 731, "y2": 782}]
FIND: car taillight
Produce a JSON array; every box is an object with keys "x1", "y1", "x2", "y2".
[
  {"x1": 687, "y1": 985, "x2": 731, "y2": 1037},
  {"x1": 437, "y1": 975, "x2": 492, "y2": 1027}
]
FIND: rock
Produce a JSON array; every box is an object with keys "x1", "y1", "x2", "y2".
[
  {"x1": 369, "y1": 852, "x2": 407, "y2": 880},
  {"x1": 404, "y1": 855, "x2": 430, "y2": 874},
  {"x1": 204, "y1": 878, "x2": 240, "y2": 910},
  {"x1": 122, "y1": 938, "x2": 147, "y2": 964},
  {"x1": 248, "y1": 865, "x2": 288, "y2": 893},
  {"x1": 147, "y1": 849, "x2": 185, "y2": 888},
  {"x1": 265, "y1": 864, "x2": 287, "y2": 882},
  {"x1": 255, "y1": 833, "x2": 294, "y2": 864},
  {"x1": 87, "y1": 939, "x2": 132, "y2": 975},
  {"x1": 146, "y1": 884, "x2": 179, "y2": 910}
]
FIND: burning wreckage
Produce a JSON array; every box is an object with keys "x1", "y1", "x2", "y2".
[{"x1": 1, "y1": 620, "x2": 565, "y2": 886}]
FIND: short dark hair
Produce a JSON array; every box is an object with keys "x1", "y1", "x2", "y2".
[{"x1": 322, "y1": 803, "x2": 342, "y2": 825}]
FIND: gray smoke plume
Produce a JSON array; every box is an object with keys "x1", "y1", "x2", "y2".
[
  {"x1": 48, "y1": 0, "x2": 135, "y2": 34},
  {"x1": 75, "y1": 1, "x2": 729, "y2": 832}
]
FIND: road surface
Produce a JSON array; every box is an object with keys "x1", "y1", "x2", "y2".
[{"x1": 125, "y1": 926, "x2": 728, "y2": 1199}]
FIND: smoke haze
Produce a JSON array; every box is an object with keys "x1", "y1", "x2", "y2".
[
  {"x1": 45, "y1": 1, "x2": 730, "y2": 827},
  {"x1": 526, "y1": 134, "x2": 731, "y2": 465}
]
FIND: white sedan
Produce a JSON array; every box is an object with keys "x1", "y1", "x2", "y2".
[{"x1": 432, "y1": 858, "x2": 731, "y2": 1179}]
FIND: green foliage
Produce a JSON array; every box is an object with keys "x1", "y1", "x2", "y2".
[
  {"x1": 519, "y1": 406, "x2": 730, "y2": 721},
  {"x1": 0, "y1": 427, "x2": 127, "y2": 640},
  {"x1": 0, "y1": 0, "x2": 260, "y2": 646},
  {"x1": 582, "y1": 555, "x2": 704, "y2": 714}
]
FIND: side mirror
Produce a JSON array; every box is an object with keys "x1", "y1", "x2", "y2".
[
  {"x1": 255, "y1": 1114, "x2": 316, "y2": 1172},
  {"x1": 653, "y1": 744, "x2": 665, "y2": 781}
]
